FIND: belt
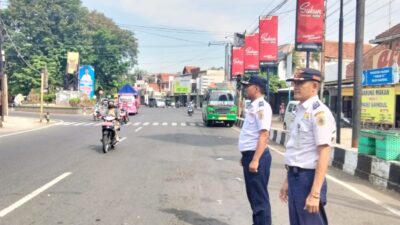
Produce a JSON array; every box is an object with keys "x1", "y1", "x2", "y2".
[
  {"x1": 285, "y1": 165, "x2": 315, "y2": 173},
  {"x1": 241, "y1": 149, "x2": 269, "y2": 156}
]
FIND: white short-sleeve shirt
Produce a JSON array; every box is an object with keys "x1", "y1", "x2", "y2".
[
  {"x1": 284, "y1": 95, "x2": 336, "y2": 169},
  {"x1": 239, "y1": 97, "x2": 272, "y2": 152}
]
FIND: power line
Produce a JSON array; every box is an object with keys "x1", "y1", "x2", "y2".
[
  {"x1": 133, "y1": 29, "x2": 208, "y2": 45},
  {"x1": 119, "y1": 24, "x2": 232, "y2": 36}
]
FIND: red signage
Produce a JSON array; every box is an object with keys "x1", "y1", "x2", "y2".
[
  {"x1": 259, "y1": 16, "x2": 278, "y2": 64},
  {"x1": 231, "y1": 47, "x2": 244, "y2": 79},
  {"x1": 244, "y1": 33, "x2": 259, "y2": 72},
  {"x1": 295, "y1": 0, "x2": 325, "y2": 51}
]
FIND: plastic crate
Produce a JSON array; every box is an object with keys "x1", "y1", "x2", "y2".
[
  {"x1": 358, "y1": 144, "x2": 375, "y2": 155},
  {"x1": 375, "y1": 132, "x2": 400, "y2": 161}
]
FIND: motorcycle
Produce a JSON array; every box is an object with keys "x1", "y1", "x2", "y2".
[
  {"x1": 187, "y1": 106, "x2": 194, "y2": 117},
  {"x1": 93, "y1": 109, "x2": 102, "y2": 121},
  {"x1": 120, "y1": 108, "x2": 129, "y2": 124},
  {"x1": 101, "y1": 115, "x2": 117, "y2": 154}
]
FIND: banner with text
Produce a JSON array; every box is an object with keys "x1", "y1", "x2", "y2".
[
  {"x1": 231, "y1": 47, "x2": 244, "y2": 79},
  {"x1": 295, "y1": 0, "x2": 325, "y2": 51},
  {"x1": 67, "y1": 52, "x2": 79, "y2": 74},
  {"x1": 173, "y1": 75, "x2": 192, "y2": 94},
  {"x1": 79, "y1": 65, "x2": 95, "y2": 98},
  {"x1": 244, "y1": 33, "x2": 259, "y2": 73},
  {"x1": 361, "y1": 87, "x2": 395, "y2": 125},
  {"x1": 259, "y1": 16, "x2": 278, "y2": 65}
]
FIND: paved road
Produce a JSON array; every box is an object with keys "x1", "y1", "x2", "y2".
[{"x1": 1, "y1": 108, "x2": 399, "y2": 225}]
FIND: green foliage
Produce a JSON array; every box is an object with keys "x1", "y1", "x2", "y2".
[
  {"x1": 2, "y1": 0, "x2": 138, "y2": 96},
  {"x1": 69, "y1": 98, "x2": 81, "y2": 107},
  {"x1": 259, "y1": 70, "x2": 287, "y2": 93},
  {"x1": 43, "y1": 93, "x2": 56, "y2": 103}
]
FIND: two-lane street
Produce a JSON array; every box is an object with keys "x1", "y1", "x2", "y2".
[{"x1": 1, "y1": 108, "x2": 399, "y2": 225}]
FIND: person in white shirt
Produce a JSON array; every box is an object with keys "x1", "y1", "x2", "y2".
[
  {"x1": 279, "y1": 68, "x2": 336, "y2": 225},
  {"x1": 239, "y1": 75, "x2": 273, "y2": 225}
]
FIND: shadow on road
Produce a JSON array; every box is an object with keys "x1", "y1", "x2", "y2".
[
  {"x1": 162, "y1": 208, "x2": 229, "y2": 225},
  {"x1": 88, "y1": 144, "x2": 103, "y2": 154},
  {"x1": 141, "y1": 133, "x2": 237, "y2": 147}
]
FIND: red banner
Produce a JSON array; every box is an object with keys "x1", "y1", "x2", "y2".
[
  {"x1": 244, "y1": 33, "x2": 259, "y2": 72},
  {"x1": 295, "y1": 0, "x2": 325, "y2": 51},
  {"x1": 259, "y1": 16, "x2": 278, "y2": 64},
  {"x1": 231, "y1": 47, "x2": 244, "y2": 79}
]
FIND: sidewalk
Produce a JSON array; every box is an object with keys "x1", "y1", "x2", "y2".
[
  {"x1": 271, "y1": 115, "x2": 355, "y2": 150},
  {"x1": 0, "y1": 116, "x2": 57, "y2": 136}
]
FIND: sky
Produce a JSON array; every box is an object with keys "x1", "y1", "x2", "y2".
[{"x1": 80, "y1": 0, "x2": 400, "y2": 74}]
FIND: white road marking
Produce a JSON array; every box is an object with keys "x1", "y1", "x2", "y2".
[
  {"x1": 196, "y1": 122, "x2": 204, "y2": 127},
  {"x1": 114, "y1": 137, "x2": 127, "y2": 146},
  {"x1": 153, "y1": 122, "x2": 159, "y2": 126},
  {"x1": 189, "y1": 123, "x2": 196, "y2": 126},
  {"x1": 162, "y1": 122, "x2": 168, "y2": 126},
  {"x1": 0, "y1": 172, "x2": 72, "y2": 217},
  {"x1": 135, "y1": 127, "x2": 143, "y2": 132},
  {"x1": 126, "y1": 122, "x2": 132, "y2": 126},
  {"x1": 0, "y1": 120, "x2": 64, "y2": 139},
  {"x1": 133, "y1": 122, "x2": 141, "y2": 126},
  {"x1": 172, "y1": 122, "x2": 177, "y2": 126},
  {"x1": 67, "y1": 122, "x2": 78, "y2": 125},
  {"x1": 62, "y1": 122, "x2": 73, "y2": 125},
  {"x1": 84, "y1": 123, "x2": 95, "y2": 126},
  {"x1": 143, "y1": 122, "x2": 150, "y2": 126},
  {"x1": 231, "y1": 127, "x2": 400, "y2": 218},
  {"x1": 74, "y1": 122, "x2": 85, "y2": 126},
  {"x1": 180, "y1": 122, "x2": 187, "y2": 127}
]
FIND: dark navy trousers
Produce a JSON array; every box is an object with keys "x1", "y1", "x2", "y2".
[
  {"x1": 242, "y1": 149, "x2": 272, "y2": 225},
  {"x1": 288, "y1": 169, "x2": 328, "y2": 225}
]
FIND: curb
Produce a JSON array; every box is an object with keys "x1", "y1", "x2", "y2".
[{"x1": 234, "y1": 119, "x2": 400, "y2": 193}]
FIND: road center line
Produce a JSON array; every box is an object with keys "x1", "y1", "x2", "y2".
[
  {"x1": 232, "y1": 127, "x2": 400, "y2": 218},
  {"x1": 0, "y1": 172, "x2": 72, "y2": 217},
  {"x1": 135, "y1": 127, "x2": 143, "y2": 132}
]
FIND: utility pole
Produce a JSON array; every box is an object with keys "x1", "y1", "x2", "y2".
[
  {"x1": 0, "y1": 2, "x2": 3, "y2": 128},
  {"x1": 336, "y1": 0, "x2": 344, "y2": 144},
  {"x1": 352, "y1": 0, "x2": 366, "y2": 148},
  {"x1": 319, "y1": 0, "x2": 327, "y2": 101},
  {"x1": 39, "y1": 69, "x2": 45, "y2": 122}
]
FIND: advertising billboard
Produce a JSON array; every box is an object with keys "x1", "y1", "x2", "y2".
[
  {"x1": 173, "y1": 75, "x2": 192, "y2": 94},
  {"x1": 295, "y1": 0, "x2": 325, "y2": 52},
  {"x1": 231, "y1": 47, "x2": 244, "y2": 79},
  {"x1": 79, "y1": 65, "x2": 95, "y2": 98},
  {"x1": 244, "y1": 33, "x2": 260, "y2": 73},
  {"x1": 67, "y1": 52, "x2": 79, "y2": 74},
  {"x1": 361, "y1": 87, "x2": 396, "y2": 125},
  {"x1": 259, "y1": 16, "x2": 278, "y2": 65}
]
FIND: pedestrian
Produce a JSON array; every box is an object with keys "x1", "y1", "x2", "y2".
[
  {"x1": 279, "y1": 68, "x2": 336, "y2": 225},
  {"x1": 239, "y1": 74, "x2": 273, "y2": 225},
  {"x1": 279, "y1": 102, "x2": 285, "y2": 122}
]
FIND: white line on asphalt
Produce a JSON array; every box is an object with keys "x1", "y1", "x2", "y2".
[
  {"x1": 197, "y1": 122, "x2": 204, "y2": 127},
  {"x1": 190, "y1": 123, "x2": 196, "y2": 126},
  {"x1": 0, "y1": 172, "x2": 72, "y2": 217},
  {"x1": 231, "y1": 127, "x2": 400, "y2": 218},
  {"x1": 62, "y1": 122, "x2": 73, "y2": 125},
  {"x1": 126, "y1": 122, "x2": 132, "y2": 126},
  {"x1": 180, "y1": 122, "x2": 187, "y2": 126},
  {"x1": 162, "y1": 122, "x2": 168, "y2": 126},
  {"x1": 84, "y1": 122, "x2": 95, "y2": 126},
  {"x1": 153, "y1": 122, "x2": 159, "y2": 126},
  {"x1": 0, "y1": 120, "x2": 64, "y2": 139},
  {"x1": 74, "y1": 122, "x2": 85, "y2": 126},
  {"x1": 114, "y1": 137, "x2": 127, "y2": 146},
  {"x1": 135, "y1": 127, "x2": 142, "y2": 132},
  {"x1": 133, "y1": 122, "x2": 141, "y2": 126},
  {"x1": 172, "y1": 122, "x2": 177, "y2": 126},
  {"x1": 143, "y1": 122, "x2": 150, "y2": 126},
  {"x1": 67, "y1": 122, "x2": 78, "y2": 125}
]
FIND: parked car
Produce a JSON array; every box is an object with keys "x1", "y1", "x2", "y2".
[
  {"x1": 155, "y1": 98, "x2": 166, "y2": 108},
  {"x1": 283, "y1": 101, "x2": 299, "y2": 130}
]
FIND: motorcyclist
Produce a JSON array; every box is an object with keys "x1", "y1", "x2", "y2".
[{"x1": 105, "y1": 101, "x2": 121, "y2": 141}]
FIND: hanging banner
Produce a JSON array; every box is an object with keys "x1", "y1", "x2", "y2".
[
  {"x1": 79, "y1": 65, "x2": 95, "y2": 98},
  {"x1": 67, "y1": 52, "x2": 79, "y2": 74},
  {"x1": 295, "y1": 0, "x2": 325, "y2": 52},
  {"x1": 259, "y1": 16, "x2": 278, "y2": 65},
  {"x1": 231, "y1": 47, "x2": 244, "y2": 79},
  {"x1": 244, "y1": 33, "x2": 259, "y2": 73}
]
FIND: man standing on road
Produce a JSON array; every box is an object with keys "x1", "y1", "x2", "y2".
[
  {"x1": 279, "y1": 68, "x2": 335, "y2": 225},
  {"x1": 239, "y1": 75, "x2": 273, "y2": 225}
]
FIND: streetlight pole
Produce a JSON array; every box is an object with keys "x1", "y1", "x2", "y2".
[{"x1": 336, "y1": 0, "x2": 344, "y2": 144}]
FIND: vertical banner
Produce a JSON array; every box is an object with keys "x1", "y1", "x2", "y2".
[
  {"x1": 231, "y1": 47, "x2": 244, "y2": 79},
  {"x1": 79, "y1": 65, "x2": 95, "y2": 98},
  {"x1": 259, "y1": 16, "x2": 278, "y2": 65},
  {"x1": 295, "y1": 0, "x2": 325, "y2": 51},
  {"x1": 244, "y1": 33, "x2": 260, "y2": 73},
  {"x1": 67, "y1": 52, "x2": 79, "y2": 74}
]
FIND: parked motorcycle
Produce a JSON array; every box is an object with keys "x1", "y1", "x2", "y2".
[
  {"x1": 101, "y1": 115, "x2": 117, "y2": 153},
  {"x1": 187, "y1": 106, "x2": 194, "y2": 117},
  {"x1": 120, "y1": 108, "x2": 129, "y2": 124}
]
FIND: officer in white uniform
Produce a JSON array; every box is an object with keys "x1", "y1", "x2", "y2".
[
  {"x1": 239, "y1": 75, "x2": 273, "y2": 225},
  {"x1": 279, "y1": 68, "x2": 336, "y2": 225}
]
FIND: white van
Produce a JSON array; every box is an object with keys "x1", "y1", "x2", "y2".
[{"x1": 283, "y1": 101, "x2": 299, "y2": 130}]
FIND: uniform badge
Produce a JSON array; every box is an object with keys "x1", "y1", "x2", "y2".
[
  {"x1": 315, "y1": 111, "x2": 326, "y2": 126},
  {"x1": 257, "y1": 110, "x2": 264, "y2": 120},
  {"x1": 303, "y1": 112, "x2": 311, "y2": 119},
  {"x1": 258, "y1": 101, "x2": 264, "y2": 107},
  {"x1": 313, "y1": 101, "x2": 320, "y2": 110}
]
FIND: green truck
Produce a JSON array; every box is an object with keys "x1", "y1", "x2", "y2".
[{"x1": 202, "y1": 86, "x2": 237, "y2": 127}]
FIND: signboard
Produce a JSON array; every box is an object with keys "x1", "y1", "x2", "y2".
[
  {"x1": 79, "y1": 65, "x2": 95, "y2": 98},
  {"x1": 295, "y1": 0, "x2": 325, "y2": 52},
  {"x1": 244, "y1": 33, "x2": 259, "y2": 73},
  {"x1": 259, "y1": 16, "x2": 278, "y2": 65},
  {"x1": 231, "y1": 47, "x2": 244, "y2": 79},
  {"x1": 362, "y1": 67, "x2": 398, "y2": 86},
  {"x1": 67, "y1": 52, "x2": 79, "y2": 74},
  {"x1": 173, "y1": 76, "x2": 192, "y2": 94},
  {"x1": 361, "y1": 87, "x2": 395, "y2": 125}
]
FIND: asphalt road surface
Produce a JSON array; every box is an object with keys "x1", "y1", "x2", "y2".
[{"x1": 1, "y1": 108, "x2": 399, "y2": 225}]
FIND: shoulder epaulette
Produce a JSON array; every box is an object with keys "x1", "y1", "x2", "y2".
[{"x1": 312, "y1": 101, "x2": 320, "y2": 110}]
